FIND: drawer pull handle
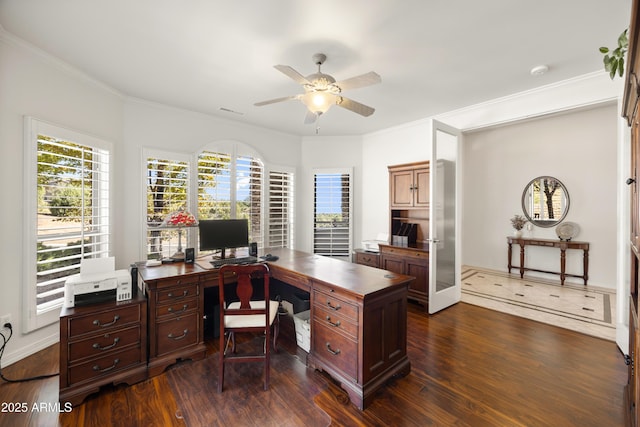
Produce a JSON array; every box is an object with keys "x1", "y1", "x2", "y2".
[
  {"x1": 167, "y1": 290, "x2": 189, "y2": 299},
  {"x1": 168, "y1": 304, "x2": 188, "y2": 314},
  {"x1": 326, "y1": 316, "x2": 341, "y2": 327},
  {"x1": 325, "y1": 343, "x2": 341, "y2": 356},
  {"x1": 93, "y1": 358, "x2": 120, "y2": 373},
  {"x1": 93, "y1": 337, "x2": 120, "y2": 351},
  {"x1": 326, "y1": 300, "x2": 341, "y2": 311},
  {"x1": 168, "y1": 329, "x2": 188, "y2": 340},
  {"x1": 93, "y1": 315, "x2": 120, "y2": 327}
]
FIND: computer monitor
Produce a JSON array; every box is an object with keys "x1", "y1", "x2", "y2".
[{"x1": 198, "y1": 219, "x2": 249, "y2": 259}]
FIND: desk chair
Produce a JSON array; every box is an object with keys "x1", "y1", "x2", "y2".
[{"x1": 218, "y1": 263, "x2": 279, "y2": 392}]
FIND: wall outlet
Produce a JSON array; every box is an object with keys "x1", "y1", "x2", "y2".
[{"x1": 1, "y1": 314, "x2": 11, "y2": 329}]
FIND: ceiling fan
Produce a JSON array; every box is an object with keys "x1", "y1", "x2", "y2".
[{"x1": 254, "y1": 53, "x2": 381, "y2": 124}]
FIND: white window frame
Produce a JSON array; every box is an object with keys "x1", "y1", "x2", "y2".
[
  {"x1": 23, "y1": 117, "x2": 113, "y2": 332},
  {"x1": 312, "y1": 168, "x2": 353, "y2": 258}
]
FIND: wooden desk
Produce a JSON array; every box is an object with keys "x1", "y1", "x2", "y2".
[
  {"x1": 138, "y1": 248, "x2": 413, "y2": 409},
  {"x1": 506, "y1": 237, "x2": 590, "y2": 285}
]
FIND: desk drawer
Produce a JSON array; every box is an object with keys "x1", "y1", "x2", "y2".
[
  {"x1": 313, "y1": 288, "x2": 358, "y2": 322},
  {"x1": 68, "y1": 325, "x2": 141, "y2": 363},
  {"x1": 67, "y1": 304, "x2": 141, "y2": 338},
  {"x1": 156, "y1": 313, "x2": 199, "y2": 355},
  {"x1": 271, "y1": 267, "x2": 310, "y2": 289},
  {"x1": 156, "y1": 297, "x2": 198, "y2": 319},
  {"x1": 156, "y1": 283, "x2": 199, "y2": 304},
  {"x1": 314, "y1": 304, "x2": 358, "y2": 340},
  {"x1": 313, "y1": 322, "x2": 358, "y2": 381},
  {"x1": 380, "y1": 245, "x2": 428, "y2": 260},
  {"x1": 354, "y1": 252, "x2": 379, "y2": 268},
  {"x1": 68, "y1": 346, "x2": 143, "y2": 386}
]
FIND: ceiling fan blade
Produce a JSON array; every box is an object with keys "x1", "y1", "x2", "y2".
[
  {"x1": 333, "y1": 71, "x2": 381, "y2": 91},
  {"x1": 335, "y1": 96, "x2": 375, "y2": 117},
  {"x1": 274, "y1": 65, "x2": 312, "y2": 85},
  {"x1": 254, "y1": 95, "x2": 300, "y2": 106},
  {"x1": 304, "y1": 110, "x2": 320, "y2": 124}
]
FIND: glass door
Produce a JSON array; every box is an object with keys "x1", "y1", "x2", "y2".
[{"x1": 429, "y1": 120, "x2": 462, "y2": 314}]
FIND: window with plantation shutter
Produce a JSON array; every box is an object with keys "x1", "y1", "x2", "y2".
[
  {"x1": 313, "y1": 169, "x2": 352, "y2": 258},
  {"x1": 197, "y1": 148, "x2": 263, "y2": 249},
  {"x1": 24, "y1": 118, "x2": 112, "y2": 331},
  {"x1": 145, "y1": 153, "x2": 191, "y2": 260},
  {"x1": 268, "y1": 169, "x2": 295, "y2": 248}
]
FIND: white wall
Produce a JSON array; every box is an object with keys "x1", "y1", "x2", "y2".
[
  {"x1": 121, "y1": 99, "x2": 302, "y2": 264},
  {"x1": 462, "y1": 104, "x2": 618, "y2": 288},
  {"x1": 0, "y1": 31, "x2": 124, "y2": 363},
  {"x1": 361, "y1": 121, "x2": 432, "y2": 241},
  {"x1": 298, "y1": 136, "x2": 363, "y2": 253}
]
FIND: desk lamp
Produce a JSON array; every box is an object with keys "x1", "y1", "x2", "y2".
[{"x1": 162, "y1": 207, "x2": 198, "y2": 260}]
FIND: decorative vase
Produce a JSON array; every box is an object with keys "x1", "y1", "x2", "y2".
[{"x1": 513, "y1": 229, "x2": 522, "y2": 238}]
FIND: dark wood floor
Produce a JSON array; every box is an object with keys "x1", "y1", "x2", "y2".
[{"x1": 0, "y1": 302, "x2": 628, "y2": 427}]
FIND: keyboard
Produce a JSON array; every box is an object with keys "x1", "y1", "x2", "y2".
[{"x1": 210, "y1": 256, "x2": 259, "y2": 268}]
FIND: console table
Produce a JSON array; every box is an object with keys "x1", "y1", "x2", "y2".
[{"x1": 506, "y1": 237, "x2": 589, "y2": 285}]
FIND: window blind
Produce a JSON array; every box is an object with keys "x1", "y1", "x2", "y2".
[
  {"x1": 35, "y1": 135, "x2": 110, "y2": 312},
  {"x1": 268, "y1": 170, "x2": 295, "y2": 248},
  {"x1": 198, "y1": 150, "x2": 263, "y2": 248},
  {"x1": 313, "y1": 172, "x2": 351, "y2": 257},
  {"x1": 145, "y1": 157, "x2": 190, "y2": 259}
]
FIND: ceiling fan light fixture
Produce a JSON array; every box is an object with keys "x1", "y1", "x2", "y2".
[
  {"x1": 302, "y1": 92, "x2": 332, "y2": 113},
  {"x1": 254, "y1": 53, "x2": 380, "y2": 124}
]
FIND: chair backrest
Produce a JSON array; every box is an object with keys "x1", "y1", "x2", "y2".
[{"x1": 218, "y1": 263, "x2": 271, "y2": 329}]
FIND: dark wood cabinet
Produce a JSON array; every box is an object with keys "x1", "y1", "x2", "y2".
[
  {"x1": 138, "y1": 267, "x2": 207, "y2": 377},
  {"x1": 379, "y1": 244, "x2": 429, "y2": 307},
  {"x1": 307, "y1": 275, "x2": 409, "y2": 410},
  {"x1": 59, "y1": 295, "x2": 148, "y2": 406},
  {"x1": 624, "y1": 1, "x2": 640, "y2": 424}
]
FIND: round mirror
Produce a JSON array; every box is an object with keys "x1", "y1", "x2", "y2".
[{"x1": 521, "y1": 176, "x2": 569, "y2": 228}]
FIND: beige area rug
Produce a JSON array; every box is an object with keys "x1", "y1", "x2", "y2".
[{"x1": 461, "y1": 266, "x2": 616, "y2": 341}]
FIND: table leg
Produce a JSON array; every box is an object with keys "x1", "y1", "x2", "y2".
[
  {"x1": 560, "y1": 248, "x2": 566, "y2": 285},
  {"x1": 519, "y1": 243, "x2": 525, "y2": 279},
  {"x1": 583, "y1": 249, "x2": 589, "y2": 285},
  {"x1": 508, "y1": 242, "x2": 513, "y2": 273}
]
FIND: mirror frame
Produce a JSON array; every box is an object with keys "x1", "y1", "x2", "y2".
[{"x1": 520, "y1": 176, "x2": 570, "y2": 228}]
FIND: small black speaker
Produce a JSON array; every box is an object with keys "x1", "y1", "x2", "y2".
[
  {"x1": 249, "y1": 242, "x2": 258, "y2": 257},
  {"x1": 185, "y1": 248, "x2": 195, "y2": 264},
  {"x1": 129, "y1": 264, "x2": 138, "y2": 297}
]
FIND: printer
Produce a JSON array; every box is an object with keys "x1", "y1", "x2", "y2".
[
  {"x1": 63, "y1": 258, "x2": 134, "y2": 308},
  {"x1": 361, "y1": 233, "x2": 389, "y2": 253}
]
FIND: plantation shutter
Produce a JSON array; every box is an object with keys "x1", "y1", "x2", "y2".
[
  {"x1": 197, "y1": 150, "x2": 263, "y2": 248},
  {"x1": 313, "y1": 171, "x2": 352, "y2": 257},
  {"x1": 34, "y1": 134, "x2": 110, "y2": 314},
  {"x1": 145, "y1": 156, "x2": 190, "y2": 259},
  {"x1": 268, "y1": 170, "x2": 295, "y2": 248}
]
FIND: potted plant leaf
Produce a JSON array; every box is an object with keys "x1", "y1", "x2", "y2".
[{"x1": 600, "y1": 29, "x2": 628, "y2": 79}]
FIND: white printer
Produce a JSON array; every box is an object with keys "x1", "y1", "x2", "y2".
[
  {"x1": 361, "y1": 233, "x2": 389, "y2": 253},
  {"x1": 63, "y1": 258, "x2": 133, "y2": 308}
]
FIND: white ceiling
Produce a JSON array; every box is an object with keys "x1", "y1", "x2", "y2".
[{"x1": 0, "y1": 0, "x2": 631, "y2": 136}]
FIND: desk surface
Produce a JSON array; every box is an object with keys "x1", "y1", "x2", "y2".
[{"x1": 138, "y1": 247, "x2": 415, "y2": 299}]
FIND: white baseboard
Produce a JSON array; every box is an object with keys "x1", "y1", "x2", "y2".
[{"x1": 1, "y1": 333, "x2": 59, "y2": 368}]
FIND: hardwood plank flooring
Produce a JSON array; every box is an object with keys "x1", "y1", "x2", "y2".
[{"x1": 0, "y1": 302, "x2": 627, "y2": 426}]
